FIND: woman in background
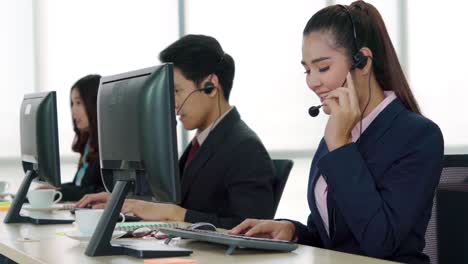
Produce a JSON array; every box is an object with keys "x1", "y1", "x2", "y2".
[{"x1": 39, "y1": 74, "x2": 107, "y2": 201}]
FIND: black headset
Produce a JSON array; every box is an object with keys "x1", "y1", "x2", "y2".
[
  {"x1": 201, "y1": 81, "x2": 215, "y2": 94},
  {"x1": 309, "y1": 5, "x2": 371, "y2": 119},
  {"x1": 199, "y1": 54, "x2": 225, "y2": 94},
  {"x1": 341, "y1": 4, "x2": 373, "y2": 142},
  {"x1": 176, "y1": 54, "x2": 225, "y2": 115},
  {"x1": 340, "y1": 5, "x2": 368, "y2": 70}
]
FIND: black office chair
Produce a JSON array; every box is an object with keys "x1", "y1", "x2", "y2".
[
  {"x1": 423, "y1": 154, "x2": 468, "y2": 264},
  {"x1": 271, "y1": 159, "x2": 294, "y2": 217}
]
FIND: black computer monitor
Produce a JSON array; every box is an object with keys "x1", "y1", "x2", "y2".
[
  {"x1": 97, "y1": 64, "x2": 180, "y2": 201},
  {"x1": 4, "y1": 91, "x2": 73, "y2": 224},
  {"x1": 20, "y1": 92, "x2": 61, "y2": 186},
  {"x1": 85, "y1": 63, "x2": 191, "y2": 258}
]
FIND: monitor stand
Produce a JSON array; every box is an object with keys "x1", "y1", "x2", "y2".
[
  {"x1": 4, "y1": 170, "x2": 74, "y2": 224},
  {"x1": 85, "y1": 180, "x2": 192, "y2": 258}
]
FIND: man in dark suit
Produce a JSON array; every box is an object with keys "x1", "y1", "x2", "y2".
[{"x1": 77, "y1": 35, "x2": 276, "y2": 229}]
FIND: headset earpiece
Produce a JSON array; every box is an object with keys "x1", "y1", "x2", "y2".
[
  {"x1": 200, "y1": 55, "x2": 225, "y2": 94},
  {"x1": 352, "y1": 51, "x2": 368, "y2": 70},
  {"x1": 201, "y1": 81, "x2": 215, "y2": 94},
  {"x1": 339, "y1": 5, "x2": 368, "y2": 71}
]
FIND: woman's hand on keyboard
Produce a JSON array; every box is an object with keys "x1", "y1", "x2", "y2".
[
  {"x1": 229, "y1": 219, "x2": 296, "y2": 241},
  {"x1": 121, "y1": 199, "x2": 187, "y2": 222},
  {"x1": 75, "y1": 192, "x2": 110, "y2": 208}
]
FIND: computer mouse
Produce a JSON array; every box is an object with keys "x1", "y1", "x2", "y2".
[
  {"x1": 69, "y1": 205, "x2": 92, "y2": 214},
  {"x1": 120, "y1": 214, "x2": 142, "y2": 222},
  {"x1": 188, "y1": 222, "x2": 217, "y2": 231}
]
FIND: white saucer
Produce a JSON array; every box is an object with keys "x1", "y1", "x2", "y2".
[
  {"x1": 64, "y1": 230, "x2": 126, "y2": 242},
  {"x1": 0, "y1": 192, "x2": 12, "y2": 198},
  {"x1": 22, "y1": 204, "x2": 63, "y2": 212}
]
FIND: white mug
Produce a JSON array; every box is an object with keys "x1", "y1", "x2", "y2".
[
  {"x1": 27, "y1": 189, "x2": 62, "y2": 208},
  {"x1": 0, "y1": 181, "x2": 10, "y2": 194},
  {"x1": 75, "y1": 209, "x2": 125, "y2": 236}
]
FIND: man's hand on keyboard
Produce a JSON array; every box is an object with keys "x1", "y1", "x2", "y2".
[
  {"x1": 74, "y1": 192, "x2": 188, "y2": 221},
  {"x1": 229, "y1": 219, "x2": 296, "y2": 241},
  {"x1": 75, "y1": 192, "x2": 110, "y2": 208},
  {"x1": 121, "y1": 199, "x2": 187, "y2": 222}
]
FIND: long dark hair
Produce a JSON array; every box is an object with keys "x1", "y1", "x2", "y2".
[
  {"x1": 70, "y1": 74, "x2": 101, "y2": 165},
  {"x1": 303, "y1": 1, "x2": 421, "y2": 114}
]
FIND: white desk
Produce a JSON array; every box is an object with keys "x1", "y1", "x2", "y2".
[{"x1": 0, "y1": 212, "x2": 397, "y2": 264}]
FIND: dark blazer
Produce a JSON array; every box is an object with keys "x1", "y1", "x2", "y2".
[
  {"x1": 59, "y1": 159, "x2": 106, "y2": 202},
  {"x1": 180, "y1": 107, "x2": 275, "y2": 229},
  {"x1": 291, "y1": 99, "x2": 444, "y2": 264}
]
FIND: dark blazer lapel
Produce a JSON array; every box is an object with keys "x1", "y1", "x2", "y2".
[
  {"x1": 180, "y1": 144, "x2": 215, "y2": 200},
  {"x1": 180, "y1": 108, "x2": 241, "y2": 200},
  {"x1": 325, "y1": 99, "x2": 406, "y2": 245},
  {"x1": 308, "y1": 139, "x2": 333, "y2": 246},
  {"x1": 179, "y1": 144, "x2": 191, "y2": 177},
  {"x1": 308, "y1": 140, "x2": 327, "y2": 206},
  {"x1": 356, "y1": 98, "x2": 406, "y2": 156}
]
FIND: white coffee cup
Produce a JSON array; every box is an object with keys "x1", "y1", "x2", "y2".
[
  {"x1": 27, "y1": 189, "x2": 62, "y2": 208},
  {"x1": 0, "y1": 181, "x2": 9, "y2": 194},
  {"x1": 75, "y1": 209, "x2": 126, "y2": 236}
]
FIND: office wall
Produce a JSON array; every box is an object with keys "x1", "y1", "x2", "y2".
[
  {"x1": 34, "y1": 0, "x2": 180, "y2": 158},
  {"x1": 408, "y1": 1, "x2": 468, "y2": 153},
  {"x1": 0, "y1": 1, "x2": 35, "y2": 158}
]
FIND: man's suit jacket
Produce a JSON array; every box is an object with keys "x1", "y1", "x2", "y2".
[
  {"x1": 179, "y1": 108, "x2": 275, "y2": 229},
  {"x1": 291, "y1": 99, "x2": 444, "y2": 264}
]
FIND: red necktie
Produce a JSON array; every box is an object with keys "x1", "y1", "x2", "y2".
[{"x1": 185, "y1": 139, "x2": 200, "y2": 168}]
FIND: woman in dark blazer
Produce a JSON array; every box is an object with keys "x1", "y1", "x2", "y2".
[
  {"x1": 231, "y1": 1, "x2": 443, "y2": 263},
  {"x1": 39, "y1": 75, "x2": 107, "y2": 201}
]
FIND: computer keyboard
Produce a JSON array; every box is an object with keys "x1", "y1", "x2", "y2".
[
  {"x1": 60, "y1": 203, "x2": 75, "y2": 211},
  {"x1": 115, "y1": 221, "x2": 178, "y2": 232},
  {"x1": 160, "y1": 227, "x2": 298, "y2": 255}
]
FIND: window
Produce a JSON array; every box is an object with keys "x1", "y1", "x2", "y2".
[
  {"x1": 0, "y1": 1, "x2": 35, "y2": 158},
  {"x1": 35, "y1": 0, "x2": 180, "y2": 157},
  {"x1": 185, "y1": 0, "x2": 328, "y2": 152},
  {"x1": 408, "y1": 1, "x2": 468, "y2": 153}
]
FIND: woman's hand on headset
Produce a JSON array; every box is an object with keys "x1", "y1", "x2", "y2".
[{"x1": 323, "y1": 72, "x2": 361, "y2": 151}]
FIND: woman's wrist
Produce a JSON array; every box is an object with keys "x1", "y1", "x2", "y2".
[
  {"x1": 173, "y1": 205, "x2": 187, "y2": 221},
  {"x1": 326, "y1": 136, "x2": 351, "y2": 151},
  {"x1": 280, "y1": 220, "x2": 297, "y2": 241}
]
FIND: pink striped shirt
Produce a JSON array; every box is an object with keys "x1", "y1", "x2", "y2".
[{"x1": 314, "y1": 91, "x2": 397, "y2": 236}]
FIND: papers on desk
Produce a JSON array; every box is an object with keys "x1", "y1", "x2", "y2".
[
  {"x1": 112, "y1": 239, "x2": 191, "y2": 253},
  {"x1": 0, "y1": 201, "x2": 11, "y2": 211},
  {"x1": 115, "y1": 221, "x2": 178, "y2": 232}
]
